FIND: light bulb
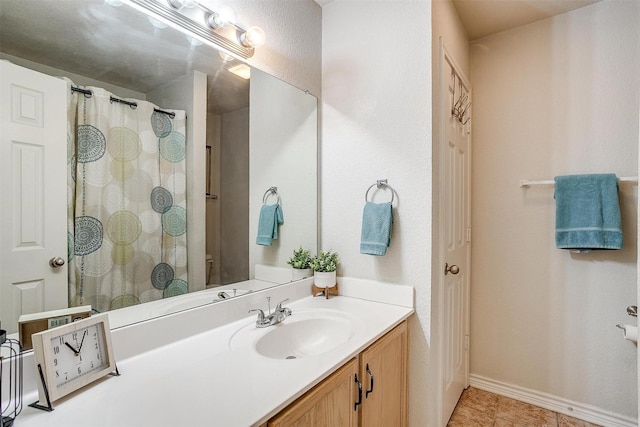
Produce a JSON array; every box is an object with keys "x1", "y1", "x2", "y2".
[
  {"x1": 168, "y1": 0, "x2": 198, "y2": 10},
  {"x1": 240, "y1": 26, "x2": 265, "y2": 49},
  {"x1": 216, "y1": 5, "x2": 236, "y2": 26},
  {"x1": 206, "y1": 5, "x2": 236, "y2": 29}
]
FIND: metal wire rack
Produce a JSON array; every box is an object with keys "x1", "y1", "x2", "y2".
[{"x1": 1, "y1": 331, "x2": 23, "y2": 427}]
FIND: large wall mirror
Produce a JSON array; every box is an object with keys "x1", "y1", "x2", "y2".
[{"x1": 0, "y1": 0, "x2": 317, "y2": 335}]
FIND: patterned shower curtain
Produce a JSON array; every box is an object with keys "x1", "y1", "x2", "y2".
[{"x1": 66, "y1": 81, "x2": 188, "y2": 313}]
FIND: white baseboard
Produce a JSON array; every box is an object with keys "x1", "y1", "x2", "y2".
[{"x1": 469, "y1": 374, "x2": 637, "y2": 427}]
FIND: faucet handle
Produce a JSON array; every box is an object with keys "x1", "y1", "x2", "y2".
[{"x1": 275, "y1": 298, "x2": 289, "y2": 311}]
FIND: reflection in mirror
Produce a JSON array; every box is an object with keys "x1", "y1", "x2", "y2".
[{"x1": 0, "y1": 0, "x2": 317, "y2": 335}]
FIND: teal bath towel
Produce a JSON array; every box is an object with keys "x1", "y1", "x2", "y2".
[
  {"x1": 360, "y1": 201, "x2": 393, "y2": 256},
  {"x1": 554, "y1": 174, "x2": 622, "y2": 251},
  {"x1": 256, "y1": 204, "x2": 284, "y2": 246}
]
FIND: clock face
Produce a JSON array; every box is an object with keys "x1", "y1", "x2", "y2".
[{"x1": 50, "y1": 323, "x2": 108, "y2": 387}]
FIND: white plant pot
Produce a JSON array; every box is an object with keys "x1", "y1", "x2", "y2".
[
  {"x1": 314, "y1": 271, "x2": 336, "y2": 288},
  {"x1": 291, "y1": 268, "x2": 313, "y2": 281}
]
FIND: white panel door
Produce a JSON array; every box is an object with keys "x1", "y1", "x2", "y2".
[
  {"x1": 0, "y1": 61, "x2": 68, "y2": 334},
  {"x1": 440, "y1": 47, "x2": 472, "y2": 424}
]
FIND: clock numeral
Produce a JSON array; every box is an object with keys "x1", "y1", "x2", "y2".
[
  {"x1": 53, "y1": 345, "x2": 60, "y2": 355},
  {"x1": 78, "y1": 367, "x2": 82, "y2": 375},
  {"x1": 72, "y1": 332, "x2": 78, "y2": 341},
  {"x1": 56, "y1": 370, "x2": 59, "y2": 378},
  {"x1": 91, "y1": 361, "x2": 94, "y2": 369},
  {"x1": 59, "y1": 337, "x2": 64, "y2": 345},
  {"x1": 54, "y1": 358, "x2": 58, "y2": 366}
]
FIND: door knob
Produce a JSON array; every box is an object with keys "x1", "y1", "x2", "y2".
[
  {"x1": 627, "y1": 305, "x2": 637, "y2": 317},
  {"x1": 49, "y1": 257, "x2": 65, "y2": 268},
  {"x1": 444, "y1": 263, "x2": 460, "y2": 275}
]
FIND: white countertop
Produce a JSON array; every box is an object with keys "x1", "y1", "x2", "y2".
[{"x1": 14, "y1": 278, "x2": 414, "y2": 426}]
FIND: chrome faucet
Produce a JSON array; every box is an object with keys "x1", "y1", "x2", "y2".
[{"x1": 249, "y1": 297, "x2": 292, "y2": 328}]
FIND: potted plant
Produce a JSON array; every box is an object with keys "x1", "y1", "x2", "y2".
[
  {"x1": 309, "y1": 250, "x2": 339, "y2": 288},
  {"x1": 287, "y1": 246, "x2": 313, "y2": 281}
]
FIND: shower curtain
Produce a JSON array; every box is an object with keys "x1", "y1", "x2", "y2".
[{"x1": 66, "y1": 81, "x2": 188, "y2": 313}]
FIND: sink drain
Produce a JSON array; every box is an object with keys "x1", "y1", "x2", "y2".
[{"x1": 285, "y1": 355, "x2": 297, "y2": 360}]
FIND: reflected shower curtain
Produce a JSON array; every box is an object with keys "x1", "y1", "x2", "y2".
[{"x1": 66, "y1": 81, "x2": 188, "y2": 313}]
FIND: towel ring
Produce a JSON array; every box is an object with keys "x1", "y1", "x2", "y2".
[
  {"x1": 365, "y1": 179, "x2": 395, "y2": 205},
  {"x1": 262, "y1": 187, "x2": 280, "y2": 204}
]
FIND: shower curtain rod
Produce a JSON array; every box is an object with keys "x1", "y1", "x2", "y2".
[{"x1": 71, "y1": 86, "x2": 176, "y2": 118}]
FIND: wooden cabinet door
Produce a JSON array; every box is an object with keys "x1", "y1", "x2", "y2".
[
  {"x1": 268, "y1": 357, "x2": 359, "y2": 427},
  {"x1": 360, "y1": 322, "x2": 408, "y2": 427}
]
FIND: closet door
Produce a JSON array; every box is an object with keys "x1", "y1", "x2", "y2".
[
  {"x1": 0, "y1": 61, "x2": 68, "y2": 333},
  {"x1": 439, "y1": 43, "x2": 472, "y2": 425}
]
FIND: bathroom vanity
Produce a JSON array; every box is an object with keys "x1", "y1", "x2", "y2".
[
  {"x1": 265, "y1": 321, "x2": 407, "y2": 426},
  {"x1": 13, "y1": 278, "x2": 414, "y2": 426}
]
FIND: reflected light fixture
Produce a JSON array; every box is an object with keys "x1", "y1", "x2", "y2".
[
  {"x1": 147, "y1": 15, "x2": 168, "y2": 28},
  {"x1": 226, "y1": 63, "x2": 251, "y2": 80},
  {"x1": 123, "y1": 0, "x2": 265, "y2": 59}
]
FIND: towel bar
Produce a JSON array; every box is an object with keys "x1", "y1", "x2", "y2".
[
  {"x1": 365, "y1": 179, "x2": 395, "y2": 204},
  {"x1": 520, "y1": 176, "x2": 638, "y2": 188}
]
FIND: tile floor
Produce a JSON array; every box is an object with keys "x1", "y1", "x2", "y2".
[{"x1": 447, "y1": 387, "x2": 602, "y2": 427}]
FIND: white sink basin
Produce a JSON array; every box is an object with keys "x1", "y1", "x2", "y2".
[{"x1": 229, "y1": 309, "x2": 362, "y2": 360}]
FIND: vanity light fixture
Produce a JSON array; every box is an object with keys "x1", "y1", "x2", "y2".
[{"x1": 123, "y1": 0, "x2": 265, "y2": 59}]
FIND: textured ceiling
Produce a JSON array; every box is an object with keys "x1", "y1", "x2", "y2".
[
  {"x1": 0, "y1": 0, "x2": 249, "y2": 114},
  {"x1": 451, "y1": 0, "x2": 602, "y2": 40}
]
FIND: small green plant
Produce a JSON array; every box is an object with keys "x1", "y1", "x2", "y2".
[
  {"x1": 287, "y1": 246, "x2": 313, "y2": 269},
  {"x1": 309, "y1": 250, "x2": 339, "y2": 273}
]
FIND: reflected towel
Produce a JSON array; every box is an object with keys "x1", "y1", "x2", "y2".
[
  {"x1": 554, "y1": 174, "x2": 622, "y2": 251},
  {"x1": 256, "y1": 204, "x2": 284, "y2": 246},
  {"x1": 360, "y1": 201, "x2": 393, "y2": 256}
]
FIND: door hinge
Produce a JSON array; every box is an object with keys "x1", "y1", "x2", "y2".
[
  {"x1": 466, "y1": 228, "x2": 471, "y2": 243},
  {"x1": 465, "y1": 335, "x2": 470, "y2": 350}
]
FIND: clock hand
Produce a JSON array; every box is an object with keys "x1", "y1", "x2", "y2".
[
  {"x1": 77, "y1": 330, "x2": 88, "y2": 353},
  {"x1": 64, "y1": 341, "x2": 80, "y2": 356}
]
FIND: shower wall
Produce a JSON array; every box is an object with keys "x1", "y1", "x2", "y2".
[{"x1": 205, "y1": 108, "x2": 250, "y2": 286}]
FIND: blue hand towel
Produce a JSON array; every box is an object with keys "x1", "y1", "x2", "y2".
[
  {"x1": 360, "y1": 201, "x2": 393, "y2": 256},
  {"x1": 554, "y1": 174, "x2": 622, "y2": 251},
  {"x1": 256, "y1": 204, "x2": 284, "y2": 246}
]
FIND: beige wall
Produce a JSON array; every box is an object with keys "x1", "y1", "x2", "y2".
[
  {"x1": 322, "y1": 1, "x2": 432, "y2": 426},
  {"x1": 470, "y1": 1, "x2": 639, "y2": 420}
]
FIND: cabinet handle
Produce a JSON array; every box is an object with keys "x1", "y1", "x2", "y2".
[
  {"x1": 365, "y1": 364, "x2": 374, "y2": 398},
  {"x1": 354, "y1": 373, "x2": 363, "y2": 411}
]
